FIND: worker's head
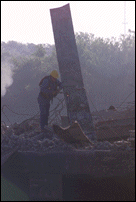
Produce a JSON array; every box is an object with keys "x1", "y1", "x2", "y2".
[{"x1": 50, "y1": 70, "x2": 59, "y2": 81}]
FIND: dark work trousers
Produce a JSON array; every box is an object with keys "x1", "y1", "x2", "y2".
[{"x1": 39, "y1": 102, "x2": 50, "y2": 130}]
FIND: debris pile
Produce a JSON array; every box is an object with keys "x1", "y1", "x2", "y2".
[
  {"x1": 1, "y1": 120, "x2": 135, "y2": 158},
  {"x1": 1, "y1": 121, "x2": 75, "y2": 155},
  {"x1": 93, "y1": 140, "x2": 132, "y2": 151}
]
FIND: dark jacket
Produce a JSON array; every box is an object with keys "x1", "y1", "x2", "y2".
[{"x1": 38, "y1": 75, "x2": 63, "y2": 104}]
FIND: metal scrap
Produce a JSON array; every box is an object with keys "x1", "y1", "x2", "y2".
[{"x1": 1, "y1": 118, "x2": 134, "y2": 160}]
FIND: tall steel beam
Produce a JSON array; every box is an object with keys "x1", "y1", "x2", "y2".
[{"x1": 50, "y1": 4, "x2": 96, "y2": 140}]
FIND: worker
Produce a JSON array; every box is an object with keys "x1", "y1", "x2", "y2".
[{"x1": 38, "y1": 70, "x2": 63, "y2": 132}]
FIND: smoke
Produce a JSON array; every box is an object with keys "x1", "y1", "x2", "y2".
[{"x1": 1, "y1": 62, "x2": 14, "y2": 97}]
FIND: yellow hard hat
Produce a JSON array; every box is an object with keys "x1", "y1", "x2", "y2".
[{"x1": 50, "y1": 70, "x2": 59, "y2": 78}]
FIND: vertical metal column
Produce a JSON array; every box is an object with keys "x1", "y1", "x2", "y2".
[{"x1": 50, "y1": 4, "x2": 96, "y2": 140}]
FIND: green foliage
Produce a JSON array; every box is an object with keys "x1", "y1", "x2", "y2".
[
  {"x1": 75, "y1": 31, "x2": 135, "y2": 78},
  {"x1": 2, "y1": 33, "x2": 135, "y2": 81},
  {"x1": 1, "y1": 32, "x2": 135, "y2": 124},
  {"x1": 33, "y1": 44, "x2": 46, "y2": 58}
]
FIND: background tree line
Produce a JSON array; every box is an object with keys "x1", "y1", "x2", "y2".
[{"x1": 1, "y1": 31, "x2": 135, "y2": 125}]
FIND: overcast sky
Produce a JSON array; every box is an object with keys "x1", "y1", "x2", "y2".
[{"x1": 1, "y1": 1, "x2": 135, "y2": 45}]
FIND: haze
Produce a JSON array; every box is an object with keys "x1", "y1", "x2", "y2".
[{"x1": 1, "y1": 1, "x2": 135, "y2": 45}]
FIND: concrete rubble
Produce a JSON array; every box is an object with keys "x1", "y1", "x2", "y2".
[{"x1": 1, "y1": 119, "x2": 135, "y2": 158}]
